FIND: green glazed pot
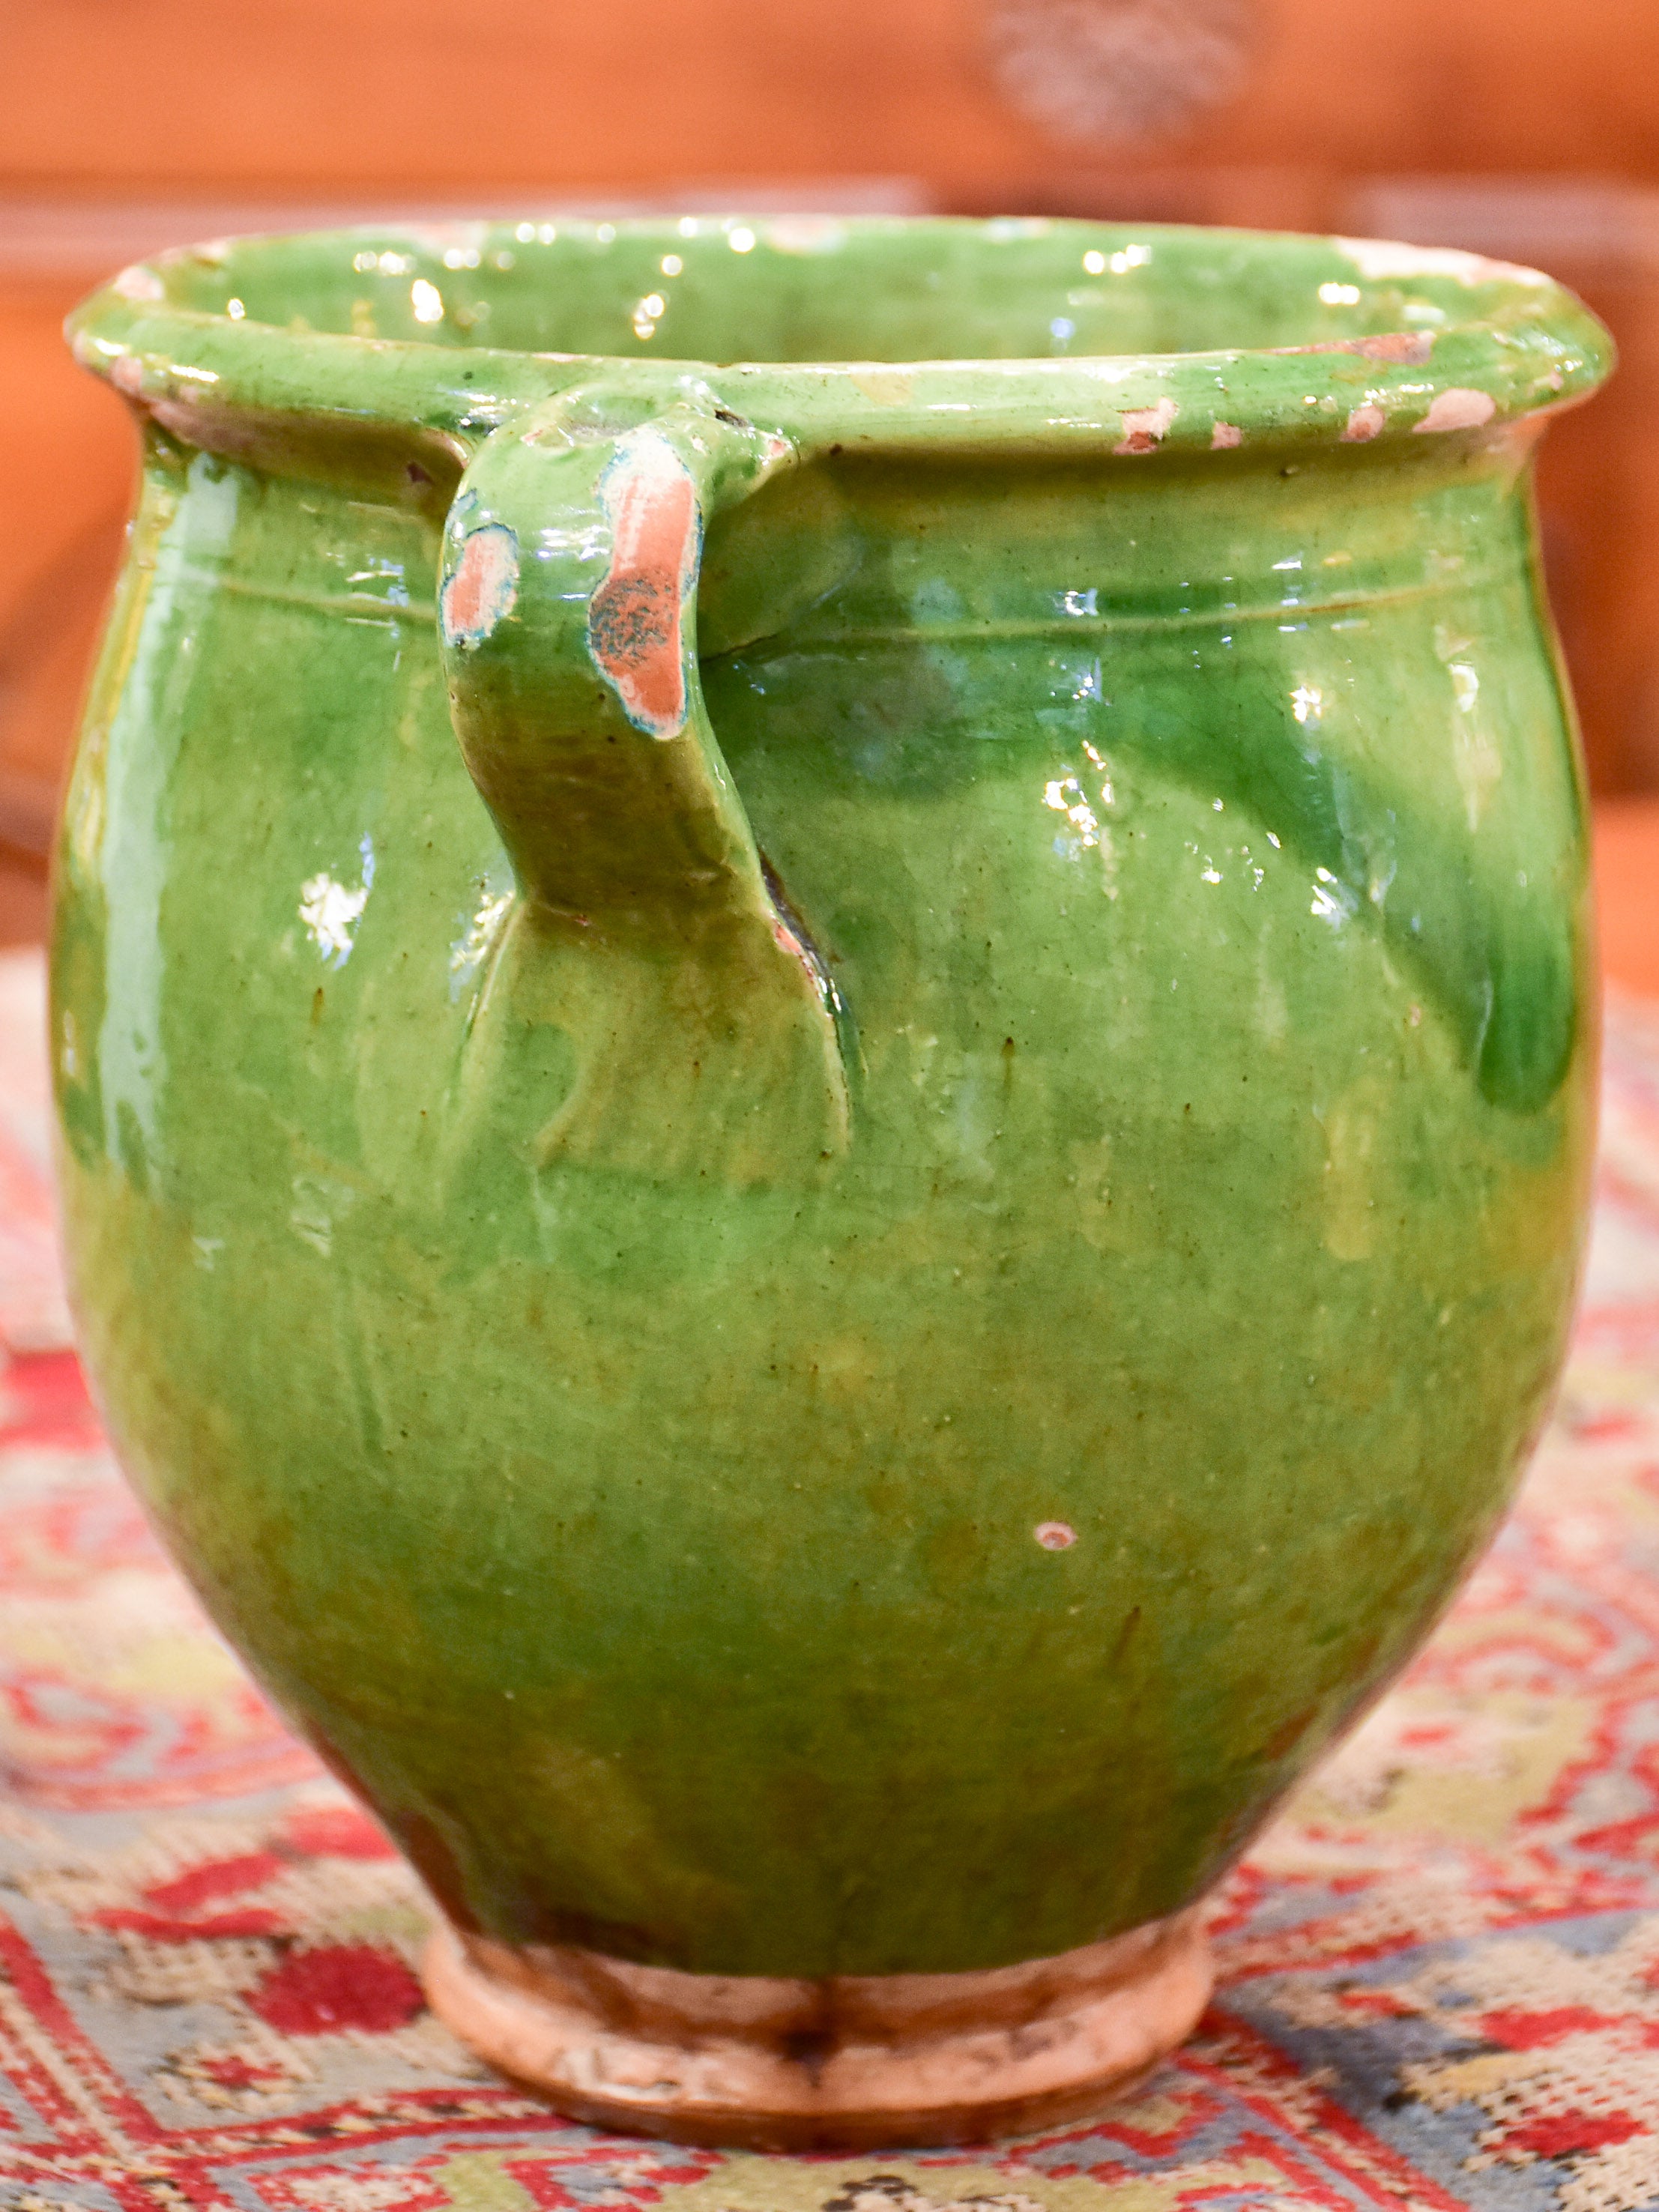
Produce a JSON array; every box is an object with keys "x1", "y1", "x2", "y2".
[{"x1": 57, "y1": 216, "x2": 1610, "y2": 2148}]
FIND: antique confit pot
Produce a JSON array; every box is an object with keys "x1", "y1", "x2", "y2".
[{"x1": 56, "y1": 216, "x2": 1611, "y2": 2149}]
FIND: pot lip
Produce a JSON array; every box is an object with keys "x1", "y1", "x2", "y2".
[{"x1": 67, "y1": 214, "x2": 1613, "y2": 465}]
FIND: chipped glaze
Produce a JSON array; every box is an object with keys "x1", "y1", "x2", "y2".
[
  {"x1": 587, "y1": 429, "x2": 701, "y2": 738},
  {"x1": 1342, "y1": 401, "x2": 1388, "y2": 444},
  {"x1": 112, "y1": 262, "x2": 166, "y2": 303},
  {"x1": 55, "y1": 217, "x2": 1610, "y2": 2145},
  {"x1": 438, "y1": 520, "x2": 519, "y2": 649},
  {"x1": 1333, "y1": 236, "x2": 1554, "y2": 288},
  {"x1": 1415, "y1": 385, "x2": 1500, "y2": 434},
  {"x1": 1114, "y1": 397, "x2": 1179, "y2": 453}
]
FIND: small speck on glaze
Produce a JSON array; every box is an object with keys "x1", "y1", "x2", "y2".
[{"x1": 1036, "y1": 1522, "x2": 1078, "y2": 1550}]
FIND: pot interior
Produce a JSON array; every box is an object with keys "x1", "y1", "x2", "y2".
[{"x1": 152, "y1": 216, "x2": 1537, "y2": 366}]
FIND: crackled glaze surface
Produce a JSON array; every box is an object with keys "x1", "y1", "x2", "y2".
[{"x1": 55, "y1": 219, "x2": 1609, "y2": 1985}]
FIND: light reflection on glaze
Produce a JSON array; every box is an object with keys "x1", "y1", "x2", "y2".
[
  {"x1": 1290, "y1": 683, "x2": 1325, "y2": 726},
  {"x1": 299, "y1": 835, "x2": 375, "y2": 967},
  {"x1": 1044, "y1": 773, "x2": 1102, "y2": 853},
  {"x1": 449, "y1": 879, "x2": 516, "y2": 1000},
  {"x1": 1311, "y1": 865, "x2": 1360, "y2": 928},
  {"x1": 632, "y1": 292, "x2": 668, "y2": 341},
  {"x1": 97, "y1": 450, "x2": 241, "y2": 1180}
]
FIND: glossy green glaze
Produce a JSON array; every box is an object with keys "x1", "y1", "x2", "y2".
[{"x1": 56, "y1": 217, "x2": 1609, "y2": 1977}]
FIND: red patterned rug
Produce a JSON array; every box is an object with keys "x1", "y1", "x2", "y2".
[{"x1": 8, "y1": 944, "x2": 1659, "y2": 2212}]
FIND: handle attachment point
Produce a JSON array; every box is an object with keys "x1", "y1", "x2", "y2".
[{"x1": 437, "y1": 382, "x2": 848, "y2": 1181}]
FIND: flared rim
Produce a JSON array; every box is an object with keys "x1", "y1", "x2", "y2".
[{"x1": 67, "y1": 214, "x2": 1613, "y2": 469}]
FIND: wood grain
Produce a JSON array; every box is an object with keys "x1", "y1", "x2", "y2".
[{"x1": 4, "y1": 0, "x2": 1659, "y2": 190}]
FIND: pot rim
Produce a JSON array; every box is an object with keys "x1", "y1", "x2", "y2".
[{"x1": 67, "y1": 214, "x2": 1613, "y2": 470}]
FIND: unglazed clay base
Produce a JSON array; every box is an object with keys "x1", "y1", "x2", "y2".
[{"x1": 421, "y1": 1911, "x2": 1213, "y2": 2151}]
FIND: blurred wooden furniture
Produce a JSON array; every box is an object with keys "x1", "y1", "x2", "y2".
[
  {"x1": 1595, "y1": 799, "x2": 1659, "y2": 997},
  {"x1": 7, "y1": 0, "x2": 1659, "y2": 197},
  {"x1": 0, "y1": 251, "x2": 133, "y2": 946}
]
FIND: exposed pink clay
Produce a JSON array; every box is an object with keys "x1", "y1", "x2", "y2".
[
  {"x1": 1343, "y1": 402, "x2": 1388, "y2": 444},
  {"x1": 769, "y1": 913, "x2": 833, "y2": 1003},
  {"x1": 1278, "y1": 333, "x2": 1433, "y2": 366},
  {"x1": 439, "y1": 524, "x2": 519, "y2": 649},
  {"x1": 588, "y1": 433, "x2": 700, "y2": 738},
  {"x1": 1211, "y1": 421, "x2": 1243, "y2": 450},
  {"x1": 1335, "y1": 237, "x2": 1549, "y2": 288},
  {"x1": 1036, "y1": 1521, "x2": 1078, "y2": 1550},
  {"x1": 1414, "y1": 387, "x2": 1497, "y2": 434},
  {"x1": 1116, "y1": 399, "x2": 1178, "y2": 456},
  {"x1": 112, "y1": 263, "x2": 165, "y2": 303},
  {"x1": 1350, "y1": 331, "x2": 1434, "y2": 365}
]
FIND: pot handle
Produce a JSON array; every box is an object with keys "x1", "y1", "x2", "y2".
[
  {"x1": 436, "y1": 384, "x2": 849, "y2": 1167},
  {"x1": 440, "y1": 385, "x2": 799, "y2": 927}
]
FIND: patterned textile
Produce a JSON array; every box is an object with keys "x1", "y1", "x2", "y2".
[{"x1": 10, "y1": 943, "x2": 1659, "y2": 2212}]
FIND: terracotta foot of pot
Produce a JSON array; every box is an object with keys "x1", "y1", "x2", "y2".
[{"x1": 421, "y1": 1909, "x2": 1213, "y2": 2151}]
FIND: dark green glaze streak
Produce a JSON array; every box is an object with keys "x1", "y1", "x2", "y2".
[{"x1": 55, "y1": 218, "x2": 1609, "y2": 1975}]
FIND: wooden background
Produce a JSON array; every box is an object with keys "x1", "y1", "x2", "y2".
[
  {"x1": 5, "y1": 0, "x2": 1659, "y2": 941},
  {"x1": 10, "y1": 0, "x2": 1659, "y2": 192}
]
